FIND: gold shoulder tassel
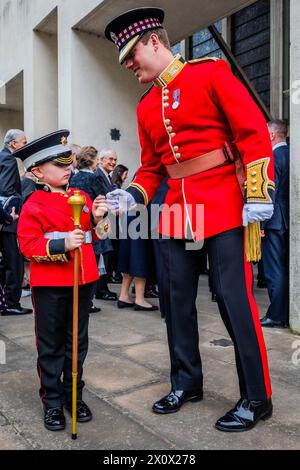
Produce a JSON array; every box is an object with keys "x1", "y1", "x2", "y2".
[{"x1": 245, "y1": 222, "x2": 261, "y2": 262}]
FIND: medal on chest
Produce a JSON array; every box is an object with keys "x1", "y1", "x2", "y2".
[{"x1": 172, "y1": 89, "x2": 181, "y2": 110}]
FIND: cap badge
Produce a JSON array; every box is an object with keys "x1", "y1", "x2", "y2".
[
  {"x1": 110, "y1": 32, "x2": 118, "y2": 44},
  {"x1": 61, "y1": 136, "x2": 68, "y2": 146}
]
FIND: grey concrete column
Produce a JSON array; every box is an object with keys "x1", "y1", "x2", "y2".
[
  {"x1": 270, "y1": 0, "x2": 283, "y2": 119},
  {"x1": 289, "y1": 0, "x2": 300, "y2": 333}
]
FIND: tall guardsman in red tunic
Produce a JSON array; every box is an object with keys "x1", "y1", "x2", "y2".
[
  {"x1": 105, "y1": 8, "x2": 275, "y2": 432},
  {"x1": 16, "y1": 131, "x2": 108, "y2": 431}
]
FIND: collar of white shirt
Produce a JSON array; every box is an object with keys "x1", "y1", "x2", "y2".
[{"x1": 273, "y1": 142, "x2": 288, "y2": 151}]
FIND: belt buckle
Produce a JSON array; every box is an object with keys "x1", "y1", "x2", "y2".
[
  {"x1": 83, "y1": 232, "x2": 87, "y2": 244},
  {"x1": 223, "y1": 143, "x2": 234, "y2": 162}
]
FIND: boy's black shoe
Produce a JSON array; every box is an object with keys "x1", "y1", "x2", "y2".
[
  {"x1": 65, "y1": 400, "x2": 92, "y2": 423},
  {"x1": 2, "y1": 306, "x2": 33, "y2": 316},
  {"x1": 44, "y1": 407, "x2": 66, "y2": 431}
]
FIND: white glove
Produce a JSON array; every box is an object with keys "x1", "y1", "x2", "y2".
[
  {"x1": 242, "y1": 203, "x2": 274, "y2": 227},
  {"x1": 106, "y1": 189, "x2": 137, "y2": 213}
]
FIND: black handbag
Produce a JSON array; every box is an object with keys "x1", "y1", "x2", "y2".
[
  {"x1": 0, "y1": 195, "x2": 22, "y2": 213},
  {"x1": 0, "y1": 195, "x2": 22, "y2": 230}
]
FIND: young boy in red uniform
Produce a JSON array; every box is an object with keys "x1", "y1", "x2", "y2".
[{"x1": 16, "y1": 130, "x2": 108, "y2": 431}]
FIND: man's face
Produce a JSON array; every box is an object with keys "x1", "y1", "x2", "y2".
[
  {"x1": 267, "y1": 127, "x2": 275, "y2": 143},
  {"x1": 124, "y1": 39, "x2": 160, "y2": 84},
  {"x1": 11, "y1": 133, "x2": 27, "y2": 151},
  {"x1": 101, "y1": 154, "x2": 117, "y2": 173}
]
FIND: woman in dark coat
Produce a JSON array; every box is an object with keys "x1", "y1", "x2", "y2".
[
  {"x1": 116, "y1": 168, "x2": 158, "y2": 312},
  {"x1": 70, "y1": 146, "x2": 109, "y2": 313}
]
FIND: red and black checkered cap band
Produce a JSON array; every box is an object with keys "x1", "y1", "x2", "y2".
[{"x1": 113, "y1": 18, "x2": 162, "y2": 48}]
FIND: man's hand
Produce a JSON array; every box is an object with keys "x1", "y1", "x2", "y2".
[
  {"x1": 242, "y1": 203, "x2": 274, "y2": 227},
  {"x1": 65, "y1": 229, "x2": 85, "y2": 251},
  {"x1": 106, "y1": 189, "x2": 137, "y2": 213},
  {"x1": 92, "y1": 195, "x2": 109, "y2": 224},
  {"x1": 10, "y1": 207, "x2": 19, "y2": 221}
]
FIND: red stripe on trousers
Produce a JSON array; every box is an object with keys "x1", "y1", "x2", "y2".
[
  {"x1": 31, "y1": 290, "x2": 47, "y2": 408},
  {"x1": 243, "y1": 236, "x2": 272, "y2": 399}
]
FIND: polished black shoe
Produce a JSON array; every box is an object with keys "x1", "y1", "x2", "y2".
[
  {"x1": 109, "y1": 274, "x2": 123, "y2": 284},
  {"x1": 117, "y1": 300, "x2": 134, "y2": 309},
  {"x1": 65, "y1": 400, "x2": 92, "y2": 423},
  {"x1": 215, "y1": 398, "x2": 273, "y2": 432},
  {"x1": 134, "y1": 303, "x2": 159, "y2": 312},
  {"x1": 257, "y1": 279, "x2": 268, "y2": 288},
  {"x1": 144, "y1": 289, "x2": 160, "y2": 299},
  {"x1": 2, "y1": 306, "x2": 33, "y2": 316},
  {"x1": 89, "y1": 305, "x2": 101, "y2": 314},
  {"x1": 96, "y1": 291, "x2": 117, "y2": 301},
  {"x1": 152, "y1": 389, "x2": 203, "y2": 414},
  {"x1": 260, "y1": 315, "x2": 286, "y2": 328},
  {"x1": 44, "y1": 407, "x2": 66, "y2": 431}
]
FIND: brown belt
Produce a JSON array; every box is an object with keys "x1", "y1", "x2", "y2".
[{"x1": 166, "y1": 142, "x2": 245, "y2": 194}]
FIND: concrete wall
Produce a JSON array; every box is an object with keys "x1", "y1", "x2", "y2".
[
  {"x1": 0, "y1": 110, "x2": 23, "y2": 144},
  {"x1": 289, "y1": 0, "x2": 300, "y2": 333},
  {"x1": 0, "y1": 0, "x2": 142, "y2": 175}
]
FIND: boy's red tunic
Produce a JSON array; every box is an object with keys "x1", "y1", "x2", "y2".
[{"x1": 17, "y1": 187, "x2": 99, "y2": 287}]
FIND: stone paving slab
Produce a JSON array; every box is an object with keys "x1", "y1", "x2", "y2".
[
  {"x1": 0, "y1": 370, "x2": 171, "y2": 450},
  {"x1": 0, "y1": 425, "x2": 31, "y2": 450},
  {"x1": 84, "y1": 349, "x2": 159, "y2": 394},
  {"x1": 1, "y1": 274, "x2": 300, "y2": 450},
  {"x1": 113, "y1": 383, "x2": 300, "y2": 450}
]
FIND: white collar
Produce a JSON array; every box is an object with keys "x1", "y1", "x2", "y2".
[{"x1": 273, "y1": 142, "x2": 288, "y2": 151}]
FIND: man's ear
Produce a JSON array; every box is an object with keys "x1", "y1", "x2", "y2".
[{"x1": 150, "y1": 33, "x2": 160, "y2": 49}]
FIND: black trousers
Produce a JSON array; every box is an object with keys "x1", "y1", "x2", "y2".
[
  {"x1": 262, "y1": 229, "x2": 289, "y2": 323},
  {"x1": 0, "y1": 232, "x2": 24, "y2": 308},
  {"x1": 159, "y1": 227, "x2": 271, "y2": 401},
  {"x1": 96, "y1": 252, "x2": 111, "y2": 294},
  {"x1": 32, "y1": 283, "x2": 92, "y2": 409}
]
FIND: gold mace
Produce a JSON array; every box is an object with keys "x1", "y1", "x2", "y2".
[{"x1": 68, "y1": 190, "x2": 86, "y2": 440}]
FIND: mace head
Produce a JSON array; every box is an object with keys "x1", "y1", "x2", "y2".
[{"x1": 68, "y1": 190, "x2": 86, "y2": 227}]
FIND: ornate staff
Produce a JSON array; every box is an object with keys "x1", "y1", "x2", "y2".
[{"x1": 68, "y1": 190, "x2": 86, "y2": 440}]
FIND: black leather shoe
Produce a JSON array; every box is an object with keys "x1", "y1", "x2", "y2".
[
  {"x1": 260, "y1": 316, "x2": 286, "y2": 328},
  {"x1": 65, "y1": 400, "x2": 92, "y2": 423},
  {"x1": 152, "y1": 389, "x2": 203, "y2": 414},
  {"x1": 2, "y1": 306, "x2": 33, "y2": 316},
  {"x1": 215, "y1": 398, "x2": 273, "y2": 432},
  {"x1": 257, "y1": 279, "x2": 267, "y2": 288},
  {"x1": 44, "y1": 407, "x2": 66, "y2": 431},
  {"x1": 134, "y1": 303, "x2": 159, "y2": 312},
  {"x1": 117, "y1": 300, "x2": 134, "y2": 309},
  {"x1": 96, "y1": 291, "x2": 117, "y2": 301},
  {"x1": 89, "y1": 305, "x2": 101, "y2": 314},
  {"x1": 144, "y1": 289, "x2": 160, "y2": 299},
  {"x1": 109, "y1": 274, "x2": 123, "y2": 284}
]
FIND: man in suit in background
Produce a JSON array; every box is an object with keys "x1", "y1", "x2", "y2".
[
  {"x1": 260, "y1": 120, "x2": 289, "y2": 328},
  {"x1": 0, "y1": 129, "x2": 32, "y2": 315},
  {"x1": 94, "y1": 149, "x2": 118, "y2": 301}
]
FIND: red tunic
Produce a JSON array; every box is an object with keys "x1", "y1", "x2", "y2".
[
  {"x1": 17, "y1": 187, "x2": 99, "y2": 287},
  {"x1": 128, "y1": 57, "x2": 274, "y2": 240}
]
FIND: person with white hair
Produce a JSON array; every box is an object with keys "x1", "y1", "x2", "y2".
[
  {"x1": 94, "y1": 149, "x2": 118, "y2": 301},
  {"x1": 0, "y1": 129, "x2": 32, "y2": 316}
]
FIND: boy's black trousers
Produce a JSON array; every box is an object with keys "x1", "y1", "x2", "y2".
[{"x1": 32, "y1": 283, "x2": 93, "y2": 409}]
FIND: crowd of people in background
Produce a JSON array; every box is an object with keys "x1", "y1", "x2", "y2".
[
  {"x1": 0, "y1": 120, "x2": 290, "y2": 327},
  {"x1": 0, "y1": 130, "x2": 162, "y2": 317}
]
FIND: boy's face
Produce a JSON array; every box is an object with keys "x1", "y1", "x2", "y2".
[{"x1": 32, "y1": 162, "x2": 71, "y2": 188}]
